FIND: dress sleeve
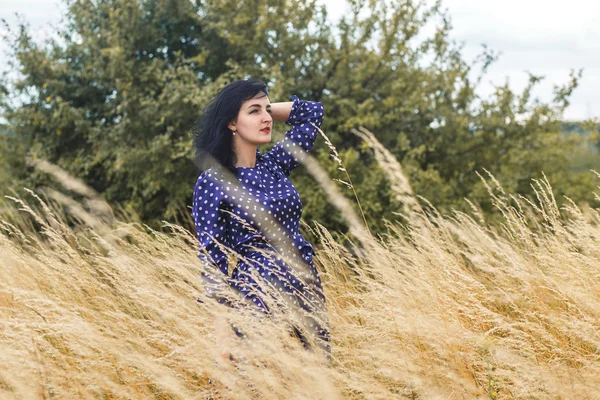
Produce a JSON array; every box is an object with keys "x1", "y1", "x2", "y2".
[
  {"x1": 263, "y1": 95, "x2": 324, "y2": 176},
  {"x1": 192, "y1": 171, "x2": 233, "y2": 304}
]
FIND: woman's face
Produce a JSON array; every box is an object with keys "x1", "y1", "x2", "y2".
[{"x1": 228, "y1": 93, "x2": 273, "y2": 145}]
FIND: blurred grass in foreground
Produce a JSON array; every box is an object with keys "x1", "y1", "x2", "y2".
[{"x1": 1, "y1": 132, "x2": 600, "y2": 399}]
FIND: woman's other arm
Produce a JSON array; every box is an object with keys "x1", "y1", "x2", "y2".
[
  {"x1": 269, "y1": 101, "x2": 293, "y2": 122},
  {"x1": 192, "y1": 171, "x2": 234, "y2": 306}
]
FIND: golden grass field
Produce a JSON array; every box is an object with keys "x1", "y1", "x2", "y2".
[{"x1": 1, "y1": 130, "x2": 599, "y2": 399}]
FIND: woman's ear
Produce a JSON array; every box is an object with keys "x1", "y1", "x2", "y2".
[{"x1": 227, "y1": 121, "x2": 236, "y2": 131}]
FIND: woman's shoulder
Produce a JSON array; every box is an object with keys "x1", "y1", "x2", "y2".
[
  {"x1": 194, "y1": 168, "x2": 227, "y2": 194},
  {"x1": 197, "y1": 166, "x2": 229, "y2": 181}
]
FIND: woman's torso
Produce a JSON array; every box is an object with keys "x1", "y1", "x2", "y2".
[{"x1": 213, "y1": 151, "x2": 316, "y2": 267}]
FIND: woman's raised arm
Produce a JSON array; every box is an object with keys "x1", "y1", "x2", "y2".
[{"x1": 262, "y1": 95, "x2": 325, "y2": 176}]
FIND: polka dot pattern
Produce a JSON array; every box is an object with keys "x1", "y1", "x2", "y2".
[{"x1": 192, "y1": 96, "x2": 330, "y2": 354}]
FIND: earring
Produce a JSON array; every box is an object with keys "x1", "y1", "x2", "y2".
[{"x1": 232, "y1": 128, "x2": 236, "y2": 135}]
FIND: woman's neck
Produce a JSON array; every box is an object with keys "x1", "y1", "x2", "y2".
[{"x1": 233, "y1": 140, "x2": 257, "y2": 168}]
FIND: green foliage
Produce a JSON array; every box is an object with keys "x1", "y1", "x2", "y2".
[
  {"x1": 0, "y1": 0, "x2": 331, "y2": 224},
  {"x1": 1, "y1": 0, "x2": 596, "y2": 240}
]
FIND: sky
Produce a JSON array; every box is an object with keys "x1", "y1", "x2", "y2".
[{"x1": 1, "y1": 0, "x2": 599, "y2": 121}]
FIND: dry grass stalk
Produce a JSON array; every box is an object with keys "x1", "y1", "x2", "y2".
[
  {"x1": 30, "y1": 158, "x2": 114, "y2": 221},
  {"x1": 295, "y1": 151, "x2": 373, "y2": 249},
  {"x1": 312, "y1": 122, "x2": 372, "y2": 236},
  {"x1": 350, "y1": 126, "x2": 421, "y2": 217}
]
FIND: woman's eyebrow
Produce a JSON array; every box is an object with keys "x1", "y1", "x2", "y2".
[{"x1": 247, "y1": 104, "x2": 272, "y2": 109}]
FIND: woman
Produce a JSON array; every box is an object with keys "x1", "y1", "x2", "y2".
[{"x1": 191, "y1": 79, "x2": 330, "y2": 356}]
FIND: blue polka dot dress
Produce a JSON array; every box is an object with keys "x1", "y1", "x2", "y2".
[{"x1": 192, "y1": 96, "x2": 330, "y2": 354}]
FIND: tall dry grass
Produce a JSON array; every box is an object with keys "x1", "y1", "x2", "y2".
[{"x1": 1, "y1": 131, "x2": 600, "y2": 399}]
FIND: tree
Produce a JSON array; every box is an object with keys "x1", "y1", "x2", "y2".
[
  {"x1": 1, "y1": 0, "x2": 594, "y2": 241},
  {"x1": 0, "y1": 0, "x2": 331, "y2": 222}
]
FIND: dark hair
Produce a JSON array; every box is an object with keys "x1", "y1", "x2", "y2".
[{"x1": 192, "y1": 78, "x2": 269, "y2": 175}]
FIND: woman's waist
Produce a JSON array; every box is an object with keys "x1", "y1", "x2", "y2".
[
  {"x1": 235, "y1": 232, "x2": 313, "y2": 254},
  {"x1": 234, "y1": 233, "x2": 314, "y2": 265}
]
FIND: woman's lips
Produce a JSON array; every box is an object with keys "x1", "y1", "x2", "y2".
[{"x1": 261, "y1": 127, "x2": 271, "y2": 133}]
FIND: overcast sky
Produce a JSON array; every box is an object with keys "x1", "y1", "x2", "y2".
[{"x1": 2, "y1": 0, "x2": 598, "y2": 121}]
